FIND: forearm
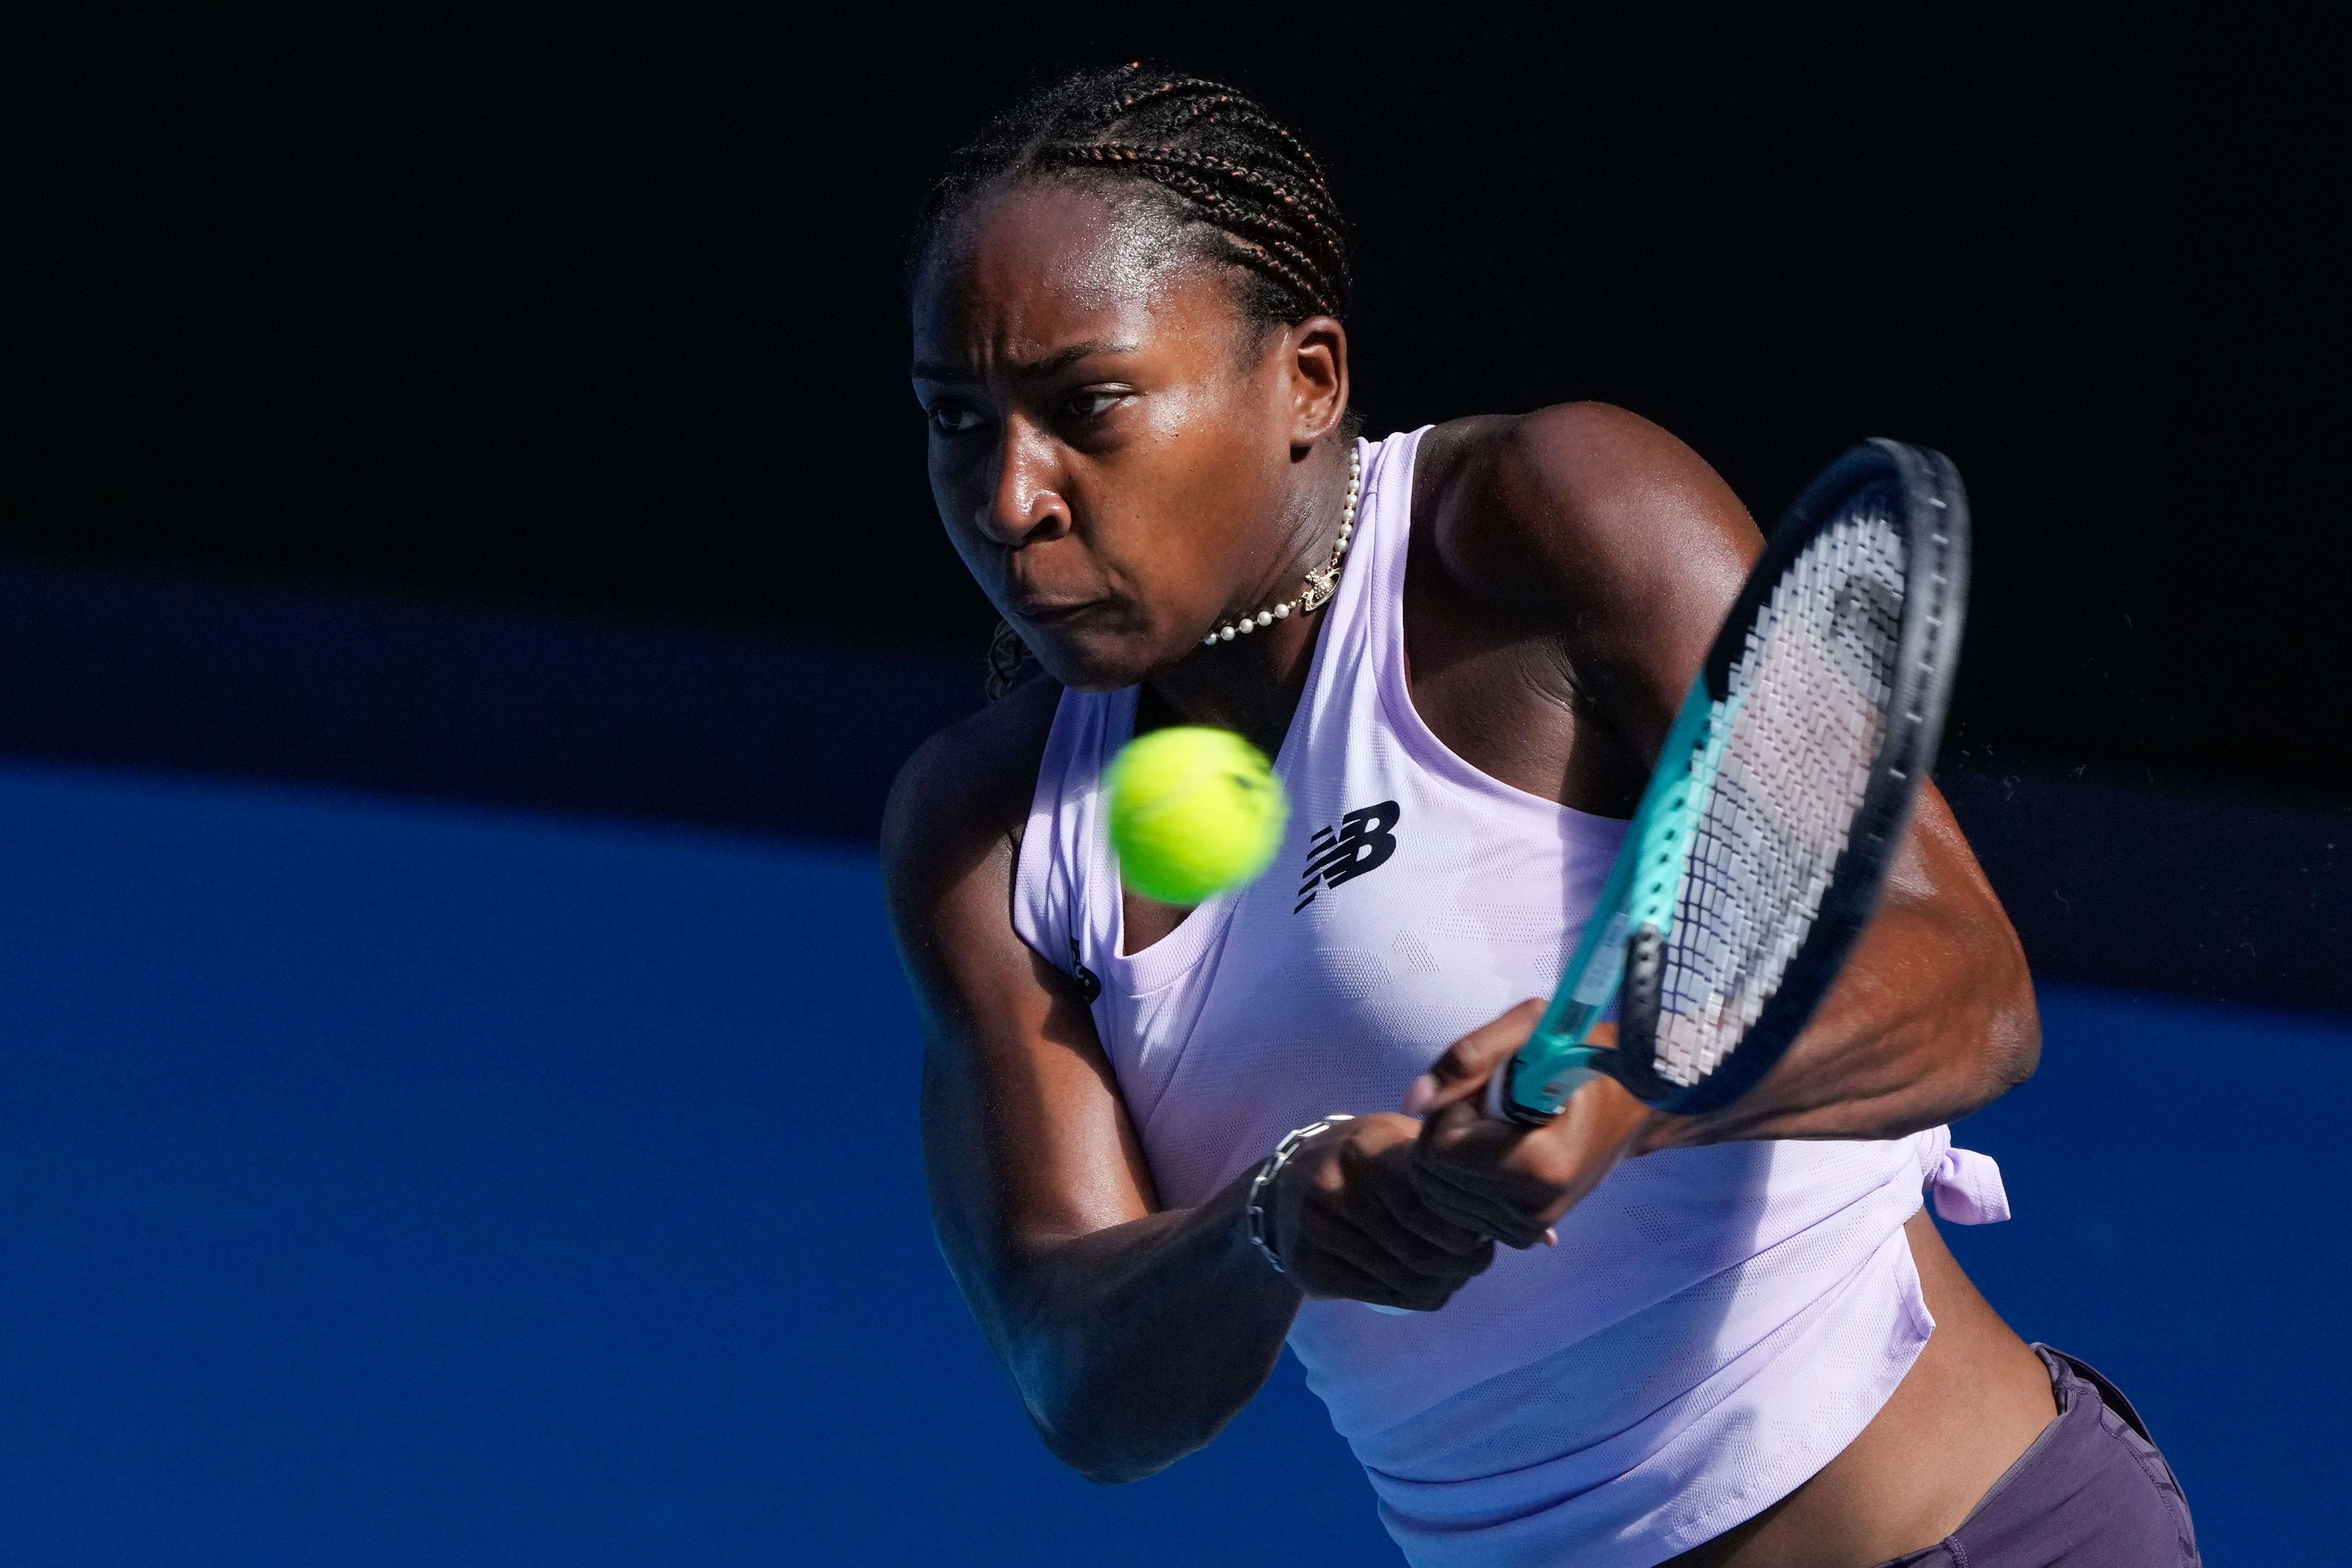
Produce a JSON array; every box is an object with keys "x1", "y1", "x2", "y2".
[
  {"x1": 1644, "y1": 896, "x2": 2039, "y2": 1151},
  {"x1": 985, "y1": 1166, "x2": 1301, "y2": 1484}
]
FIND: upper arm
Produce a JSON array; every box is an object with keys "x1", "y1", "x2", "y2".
[
  {"x1": 1435, "y1": 405, "x2": 2035, "y2": 1090},
  {"x1": 1430, "y1": 402, "x2": 1763, "y2": 761},
  {"x1": 880, "y1": 692, "x2": 1159, "y2": 1348}
]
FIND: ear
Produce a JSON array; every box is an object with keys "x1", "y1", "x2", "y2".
[{"x1": 1282, "y1": 315, "x2": 1350, "y2": 453}]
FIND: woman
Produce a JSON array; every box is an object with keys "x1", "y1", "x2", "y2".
[{"x1": 884, "y1": 66, "x2": 2197, "y2": 1567}]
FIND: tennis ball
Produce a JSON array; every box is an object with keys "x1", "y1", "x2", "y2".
[{"x1": 1107, "y1": 726, "x2": 1289, "y2": 906}]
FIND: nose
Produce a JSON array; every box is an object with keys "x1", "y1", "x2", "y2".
[{"x1": 974, "y1": 418, "x2": 1072, "y2": 548}]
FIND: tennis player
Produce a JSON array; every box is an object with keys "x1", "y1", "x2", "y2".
[{"x1": 884, "y1": 67, "x2": 2197, "y2": 1566}]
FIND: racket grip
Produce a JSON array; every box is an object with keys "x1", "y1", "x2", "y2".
[
  {"x1": 1482, "y1": 1068, "x2": 1510, "y2": 1121},
  {"x1": 1490, "y1": 1036, "x2": 1608, "y2": 1123}
]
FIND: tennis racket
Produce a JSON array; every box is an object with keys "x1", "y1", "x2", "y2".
[{"x1": 1491, "y1": 439, "x2": 1970, "y2": 1125}]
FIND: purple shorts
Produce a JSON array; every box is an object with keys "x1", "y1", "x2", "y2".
[{"x1": 1873, "y1": 1345, "x2": 2199, "y2": 1566}]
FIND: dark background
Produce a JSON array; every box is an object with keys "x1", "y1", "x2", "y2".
[{"x1": 13, "y1": 5, "x2": 2341, "y2": 799}]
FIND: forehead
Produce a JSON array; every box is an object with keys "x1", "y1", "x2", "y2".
[{"x1": 911, "y1": 180, "x2": 1231, "y2": 370}]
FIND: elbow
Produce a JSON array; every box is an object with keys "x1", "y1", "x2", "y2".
[
  {"x1": 983, "y1": 1290, "x2": 1198, "y2": 1486},
  {"x1": 1053, "y1": 1446, "x2": 1164, "y2": 1488},
  {"x1": 1029, "y1": 1402, "x2": 1185, "y2": 1487},
  {"x1": 1987, "y1": 997, "x2": 2041, "y2": 1100},
  {"x1": 1007, "y1": 1333, "x2": 1173, "y2": 1484},
  {"x1": 1019, "y1": 1354, "x2": 1225, "y2": 1486},
  {"x1": 1993, "y1": 995, "x2": 2041, "y2": 1094},
  {"x1": 1960, "y1": 946, "x2": 2041, "y2": 1117}
]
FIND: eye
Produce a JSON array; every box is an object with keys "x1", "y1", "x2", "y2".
[
  {"x1": 1064, "y1": 388, "x2": 1128, "y2": 420},
  {"x1": 929, "y1": 403, "x2": 985, "y2": 436}
]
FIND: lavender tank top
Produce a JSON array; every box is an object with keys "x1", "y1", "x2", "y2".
[{"x1": 1013, "y1": 428, "x2": 2011, "y2": 1567}]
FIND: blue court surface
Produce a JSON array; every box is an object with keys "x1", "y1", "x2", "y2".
[{"x1": 0, "y1": 759, "x2": 2340, "y2": 1562}]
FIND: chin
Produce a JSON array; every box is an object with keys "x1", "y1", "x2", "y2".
[{"x1": 1025, "y1": 623, "x2": 1177, "y2": 694}]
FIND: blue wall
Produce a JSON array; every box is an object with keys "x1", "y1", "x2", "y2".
[{"x1": 0, "y1": 760, "x2": 2340, "y2": 1561}]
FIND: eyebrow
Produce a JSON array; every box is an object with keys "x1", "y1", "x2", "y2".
[{"x1": 911, "y1": 340, "x2": 1139, "y2": 383}]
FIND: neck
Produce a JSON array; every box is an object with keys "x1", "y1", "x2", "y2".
[{"x1": 1146, "y1": 439, "x2": 1353, "y2": 758}]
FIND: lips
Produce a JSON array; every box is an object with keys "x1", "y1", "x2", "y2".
[{"x1": 1009, "y1": 597, "x2": 1102, "y2": 626}]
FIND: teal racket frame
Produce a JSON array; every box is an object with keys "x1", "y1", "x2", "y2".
[{"x1": 1491, "y1": 438, "x2": 1970, "y2": 1126}]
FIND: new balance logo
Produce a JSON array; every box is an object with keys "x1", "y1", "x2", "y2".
[
  {"x1": 1295, "y1": 800, "x2": 1401, "y2": 913},
  {"x1": 1069, "y1": 938, "x2": 1102, "y2": 1003}
]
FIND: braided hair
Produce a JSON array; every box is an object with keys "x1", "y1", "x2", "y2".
[
  {"x1": 912, "y1": 63, "x2": 1352, "y2": 340},
  {"x1": 912, "y1": 64, "x2": 1354, "y2": 698}
]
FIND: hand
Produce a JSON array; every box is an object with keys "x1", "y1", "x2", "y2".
[
  {"x1": 1401, "y1": 1001, "x2": 1664, "y2": 1249},
  {"x1": 1268, "y1": 1113, "x2": 1499, "y2": 1312}
]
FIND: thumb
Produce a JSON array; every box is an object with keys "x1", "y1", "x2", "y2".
[{"x1": 1404, "y1": 999, "x2": 1544, "y2": 1116}]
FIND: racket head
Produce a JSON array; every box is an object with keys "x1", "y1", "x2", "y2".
[{"x1": 1606, "y1": 438, "x2": 1971, "y2": 1115}]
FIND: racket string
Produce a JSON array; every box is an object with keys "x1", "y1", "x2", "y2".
[{"x1": 1652, "y1": 509, "x2": 1907, "y2": 1087}]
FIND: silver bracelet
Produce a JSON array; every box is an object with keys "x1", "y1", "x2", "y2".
[{"x1": 1244, "y1": 1114, "x2": 1353, "y2": 1275}]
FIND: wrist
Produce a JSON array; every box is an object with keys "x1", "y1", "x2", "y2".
[
  {"x1": 1243, "y1": 1114, "x2": 1352, "y2": 1275},
  {"x1": 1627, "y1": 1096, "x2": 1693, "y2": 1153}
]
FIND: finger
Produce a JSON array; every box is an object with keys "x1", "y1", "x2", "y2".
[
  {"x1": 1364, "y1": 1161, "x2": 1486, "y2": 1260},
  {"x1": 1406, "y1": 1158, "x2": 1554, "y2": 1249},
  {"x1": 1415, "y1": 1101, "x2": 1572, "y2": 1217},
  {"x1": 1428, "y1": 1087, "x2": 1657, "y2": 1245},
  {"x1": 1419, "y1": 1094, "x2": 1505, "y2": 1155},
  {"x1": 1294, "y1": 1248, "x2": 1423, "y2": 1309},
  {"x1": 1422, "y1": 1060, "x2": 1646, "y2": 1176},
  {"x1": 1352, "y1": 1245, "x2": 1489, "y2": 1314},
  {"x1": 1300, "y1": 1203, "x2": 1480, "y2": 1298},
  {"x1": 1400, "y1": 1165, "x2": 1488, "y2": 1234},
  {"x1": 1346, "y1": 1141, "x2": 1493, "y2": 1256},
  {"x1": 1324, "y1": 1164, "x2": 1495, "y2": 1280},
  {"x1": 1403, "y1": 998, "x2": 1545, "y2": 1115},
  {"x1": 1293, "y1": 1204, "x2": 1407, "y2": 1287},
  {"x1": 1422, "y1": 1104, "x2": 1602, "y2": 1191},
  {"x1": 1414, "y1": 1236, "x2": 1496, "y2": 1307},
  {"x1": 1409, "y1": 1121, "x2": 1582, "y2": 1241}
]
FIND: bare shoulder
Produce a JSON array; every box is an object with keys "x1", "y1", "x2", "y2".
[
  {"x1": 1402, "y1": 405, "x2": 1770, "y2": 762},
  {"x1": 1413, "y1": 403, "x2": 1759, "y2": 618},
  {"x1": 881, "y1": 671, "x2": 1061, "y2": 924}
]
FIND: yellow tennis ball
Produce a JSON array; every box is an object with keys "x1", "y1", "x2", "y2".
[{"x1": 1107, "y1": 726, "x2": 1289, "y2": 906}]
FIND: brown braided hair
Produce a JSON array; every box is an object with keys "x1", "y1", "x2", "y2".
[
  {"x1": 912, "y1": 65, "x2": 1356, "y2": 700},
  {"x1": 910, "y1": 64, "x2": 1352, "y2": 330}
]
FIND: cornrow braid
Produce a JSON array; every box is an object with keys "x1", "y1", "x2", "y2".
[
  {"x1": 910, "y1": 63, "x2": 1353, "y2": 328},
  {"x1": 1045, "y1": 144, "x2": 1339, "y2": 318}
]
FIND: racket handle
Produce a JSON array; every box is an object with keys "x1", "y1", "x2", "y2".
[
  {"x1": 1485, "y1": 1040, "x2": 1606, "y2": 1122},
  {"x1": 1483, "y1": 1067, "x2": 1508, "y2": 1120}
]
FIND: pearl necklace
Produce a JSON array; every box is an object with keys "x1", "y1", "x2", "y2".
[{"x1": 1201, "y1": 445, "x2": 1361, "y2": 646}]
